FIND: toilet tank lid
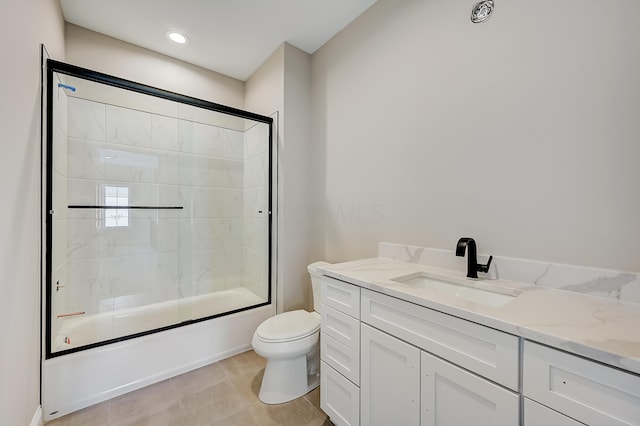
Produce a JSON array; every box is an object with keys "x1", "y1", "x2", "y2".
[
  {"x1": 307, "y1": 261, "x2": 330, "y2": 276},
  {"x1": 256, "y1": 310, "x2": 320, "y2": 342}
]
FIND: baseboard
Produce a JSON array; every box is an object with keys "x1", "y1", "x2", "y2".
[{"x1": 30, "y1": 405, "x2": 43, "y2": 426}]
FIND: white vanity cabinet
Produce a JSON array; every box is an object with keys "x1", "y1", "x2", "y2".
[
  {"x1": 523, "y1": 341, "x2": 640, "y2": 426},
  {"x1": 360, "y1": 288, "x2": 520, "y2": 426},
  {"x1": 319, "y1": 262, "x2": 640, "y2": 426},
  {"x1": 320, "y1": 276, "x2": 361, "y2": 426}
]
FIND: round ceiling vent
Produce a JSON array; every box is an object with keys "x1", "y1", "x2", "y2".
[{"x1": 471, "y1": 0, "x2": 494, "y2": 23}]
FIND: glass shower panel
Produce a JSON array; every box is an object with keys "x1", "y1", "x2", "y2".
[{"x1": 48, "y1": 67, "x2": 271, "y2": 356}]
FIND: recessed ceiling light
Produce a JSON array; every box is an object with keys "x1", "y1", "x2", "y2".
[{"x1": 167, "y1": 31, "x2": 189, "y2": 44}]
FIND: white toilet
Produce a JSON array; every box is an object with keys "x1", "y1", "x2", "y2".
[{"x1": 251, "y1": 261, "x2": 329, "y2": 404}]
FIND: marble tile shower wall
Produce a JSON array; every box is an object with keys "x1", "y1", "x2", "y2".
[
  {"x1": 242, "y1": 123, "x2": 270, "y2": 301},
  {"x1": 63, "y1": 97, "x2": 250, "y2": 315}
]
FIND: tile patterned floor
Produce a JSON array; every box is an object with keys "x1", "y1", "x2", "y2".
[{"x1": 45, "y1": 350, "x2": 332, "y2": 426}]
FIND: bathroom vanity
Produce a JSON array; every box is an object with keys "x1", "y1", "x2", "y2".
[{"x1": 317, "y1": 256, "x2": 640, "y2": 426}]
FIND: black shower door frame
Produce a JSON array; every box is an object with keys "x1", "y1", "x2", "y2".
[{"x1": 44, "y1": 59, "x2": 274, "y2": 359}]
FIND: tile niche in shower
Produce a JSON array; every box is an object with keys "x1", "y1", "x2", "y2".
[{"x1": 46, "y1": 61, "x2": 273, "y2": 357}]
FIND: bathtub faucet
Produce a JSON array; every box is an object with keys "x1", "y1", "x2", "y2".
[{"x1": 455, "y1": 237, "x2": 493, "y2": 279}]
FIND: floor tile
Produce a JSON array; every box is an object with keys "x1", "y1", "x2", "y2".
[
  {"x1": 246, "y1": 397, "x2": 323, "y2": 426},
  {"x1": 45, "y1": 401, "x2": 110, "y2": 426},
  {"x1": 171, "y1": 361, "x2": 227, "y2": 396},
  {"x1": 45, "y1": 350, "x2": 329, "y2": 426},
  {"x1": 226, "y1": 366, "x2": 264, "y2": 406},
  {"x1": 303, "y1": 386, "x2": 323, "y2": 416},
  {"x1": 108, "y1": 379, "x2": 177, "y2": 425},
  {"x1": 211, "y1": 409, "x2": 257, "y2": 426},
  {"x1": 220, "y1": 350, "x2": 266, "y2": 377}
]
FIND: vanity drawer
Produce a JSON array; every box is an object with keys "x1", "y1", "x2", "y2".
[
  {"x1": 321, "y1": 332, "x2": 360, "y2": 385},
  {"x1": 523, "y1": 341, "x2": 640, "y2": 426},
  {"x1": 321, "y1": 361, "x2": 360, "y2": 426},
  {"x1": 523, "y1": 398, "x2": 583, "y2": 426},
  {"x1": 322, "y1": 304, "x2": 360, "y2": 349},
  {"x1": 361, "y1": 288, "x2": 519, "y2": 390},
  {"x1": 321, "y1": 276, "x2": 360, "y2": 319}
]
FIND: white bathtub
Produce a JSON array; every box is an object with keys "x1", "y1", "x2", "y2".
[
  {"x1": 53, "y1": 287, "x2": 265, "y2": 352},
  {"x1": 44, "y1": 288, "x2": 273, "y2": 421}
]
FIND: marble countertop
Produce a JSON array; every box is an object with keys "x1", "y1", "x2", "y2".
[{"x1": 320, "y1": 257, "x2": 640, "y2": 376}]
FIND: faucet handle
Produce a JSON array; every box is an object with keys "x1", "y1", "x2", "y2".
[{"x1": 477, "y1": 255, "x2": 493, "y2": 273}]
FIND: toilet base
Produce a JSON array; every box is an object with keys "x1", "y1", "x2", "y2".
[{"x1": 258, "y1": 347, "x2": 319, "y2": 404}]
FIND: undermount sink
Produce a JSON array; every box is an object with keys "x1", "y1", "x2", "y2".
[{"x1": 390, "y1": 271, "x2": 520, "y2": 308}]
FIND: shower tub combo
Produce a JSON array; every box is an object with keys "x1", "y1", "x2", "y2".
[{"x1": 43, "y1": 60, "x2": 275, "y2": 420}]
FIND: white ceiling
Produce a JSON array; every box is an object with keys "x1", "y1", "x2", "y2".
[{"x1": 59, "y1": 0, "x2": 378, "y2": 81}]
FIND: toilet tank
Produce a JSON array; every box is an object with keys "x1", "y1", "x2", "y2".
[{"x1": 307, "y1": 261, "x2": 330, "y2": 313}]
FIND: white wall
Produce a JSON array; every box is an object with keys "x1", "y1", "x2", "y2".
[
  {"x1": 311, "y1": 0, "x2": 640, "y2": 272},
  {"x1": 243, "y1": 122, "x2": 272, "y2": 301},
  {"x1": 65, "y1": 24, "x2": 245, "y2": 110},
  {"x1": 282, "y1": 45, "x2": 315, "y2": 310},
  {"x1": 0, "y1": 0, "x2": 65, "y2": 424},
  {"x1": 245, "y1": 43, "x2": 315, "y2": 312}
]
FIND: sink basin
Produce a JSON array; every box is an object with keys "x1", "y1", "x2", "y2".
[{"x1": 390, "y1": 271, "x2": 519, "y2": 308}]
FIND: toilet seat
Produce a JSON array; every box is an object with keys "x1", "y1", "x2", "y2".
[{"x1": 255, "y1": 310, "x2": 320, "y2": 343}]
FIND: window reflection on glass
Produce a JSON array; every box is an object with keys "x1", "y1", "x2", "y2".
[{"x1": 104, "y1": 185, "x2": 129, "y2": 227}]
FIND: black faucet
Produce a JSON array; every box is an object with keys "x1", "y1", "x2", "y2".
[{"x1": 455, "y1": 237, "x2": 493, "y2": 279}]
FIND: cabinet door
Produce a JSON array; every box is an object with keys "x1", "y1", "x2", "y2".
[
  {"x1": 361, "y1": 323, "x2": 420, "y2": 426},
  {"x1": 421, "y1": 351, "x2": 519, "y2": 426},
  {"x1": 524, "y1": 398, "x2": 584, "y2": 426}
]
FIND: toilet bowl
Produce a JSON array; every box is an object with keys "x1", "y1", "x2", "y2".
[{"x1": 251, "y1": 261, "x2": 329, "y2": 404}]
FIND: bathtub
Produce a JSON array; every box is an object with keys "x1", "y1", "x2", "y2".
[
  {"x1": 44, "y1": 288, "x2": 273, "y2": 421},
  {"x1": 53, "y1": 287, "x2": 265, "y2": 352}
]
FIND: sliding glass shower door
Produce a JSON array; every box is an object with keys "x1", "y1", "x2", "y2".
[{"x1": 46, "y1": 61, "x2": 273, "y2": 357}]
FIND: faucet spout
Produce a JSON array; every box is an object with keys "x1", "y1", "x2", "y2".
[
  {"x1": 456, "y1": 237, "x2": 478, "y2": 278},
  {"x1": 456, "y1": 237, "x2": 492, "y2": 279}
]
